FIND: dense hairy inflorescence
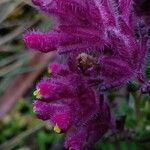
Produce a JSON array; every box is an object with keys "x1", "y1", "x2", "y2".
[
  {"x1": 24, "y1": 0, "x2": 150, "y2": 150},
  {"x1": 33, "y1": 63, "x2": 114, "y2": 149}
]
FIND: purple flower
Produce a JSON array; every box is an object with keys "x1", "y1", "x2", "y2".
[
  {"x1": 23, "y1": 0, "x2": 150, "y2": 149},
  {"x1": 48, "y1": 63, "x2": 70, "y2": 75},
  {"x1": 33, "y1": 63, "x2": 114, "y2": 149},
  {"x1": 24, "y1": 0, "x2": 149, "y2": 90}
]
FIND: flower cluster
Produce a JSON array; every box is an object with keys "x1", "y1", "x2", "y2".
[
  {"x1": 24, "y1": 0, "x2": 149, "y2": 90},
  {"x1": 24, "y1": 0, "x2": 150, "y2": 150},
  {"x1": 33, "y1": 63, "x2": 114, "y2": 149}
]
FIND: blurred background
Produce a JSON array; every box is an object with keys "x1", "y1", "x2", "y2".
[{"x1": 0, "y1": 0, "x2": 150, "y2": 150}]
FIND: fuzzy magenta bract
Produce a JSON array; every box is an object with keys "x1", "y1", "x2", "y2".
[{"x1": 24, "y1": 0, "x2": 150, "y2": 150}]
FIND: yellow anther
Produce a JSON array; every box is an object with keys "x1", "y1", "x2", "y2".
[
  {"x1": 54, "y1": 124, "x2": 61, "y2": 134},
  {"x1": 33, "y1": 89, "x2": 42, "y2": 99},
  {"x1": 48, "y1": 68, "x2": 52, "y2": 75}
]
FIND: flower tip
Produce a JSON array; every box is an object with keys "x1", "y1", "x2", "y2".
[
  {"x1": 48, "y1": 68, "x2": 52, "y2": 75},
  {"x1": 54, "y1": 124, "x2": 62, "y2": 134},
  {"x1": 32, "y1": 0, "x2": 41, "y2": 6},
  {"x1": 33, "y1": 89, "x2": 42, "y2": 99}
]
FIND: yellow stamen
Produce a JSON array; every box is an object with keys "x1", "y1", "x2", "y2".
[
  {"x1": 48, "y1": 68, "x2": 52, "y2": 75},
  {"x1": 33, "y1": 89, "x2": 42, "y2": 99},
  {"x1": 54, "y1": 124, "x2": 61, "y2": 134}
]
